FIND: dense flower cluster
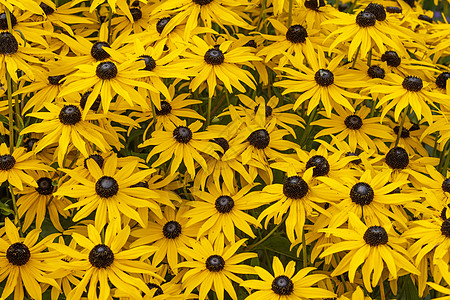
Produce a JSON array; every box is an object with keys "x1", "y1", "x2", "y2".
[{"x1": 0, "y1": 0, "x2": 449, "y2": 299}]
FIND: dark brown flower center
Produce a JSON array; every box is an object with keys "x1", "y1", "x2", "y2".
[
  {"x1": 304, "y1": 0, "x2": 325, "y2": 10},
  {"x1": 418, "y1": 14, "x2": 433, "y2": 23},
  {"x1": 192, "y1": 0, "x2": 213, "y2": 5},
  {"x1": 364, "y1": 3, "x2": 386, "y2": 21},
  {"x1": 306, "y1": 155, "x2": 330, "y2": 176},
  {"x1": 139, "y1": 55, "x2": 157, "y2": 71},
  {"x1": 381, "y1": 51, "x2": 401, "y2": 67},
  {"x1": 48, "y1": 75, "x2": 65, "y2": 85},
  {"x1": 155, "y1": 101, "x2": 172, "y2": 115},
  {"x1": 40, "y1": 2, "x2": 55, "y2": 15},
  {"x1": 314, "y1": 69, "x2": 334, "y2": 87},
  {"x1": 272, "y1": 275, "x2": 294, "y2": 295},
  {"x1": 385, "y1": 147, "x2": 409, "y2": 169},
  {"x1": 364, "y1": 226, "x2": 388, "y2": 246},
  {"x1": 7, "y1": 242, "x2": 31, "y2": 266},
  {"x1": 344, "y1": 115, "x2": 363, "y2": 130},
  {"x1": 285, "y1": 25, "x2": 308, "y2": 44},
  {"x1": 254, "y1": 104, "x2": 273, "y2": 118},
  {"x1": 442, "y1": 178, "x2": 450, "y2": 193},
  {"x1": 211, "y1": 138, "x2": 230, "y2": 155},
  {"x1": 283, "y1": 176, "x2": 309, "y2": 199},
  {"x1": 393, "y1": 126, "x2": 410, "y2": 138},
  {"x1": 80, "y1": 91, "x2": 101, "y2": 111},
  {"x1": 173, "y1": 126, "x2": 192, "y2": 143},
  {"x1": 0, "y1": 32, "x2": 18, "y2": 55},
  {"x1": 350, "y1": 182, "x2": 374, "y2": 205},
  {"x1": 96, "y1": 62, "x2": 118, "y2": 80},
  {"x1": 346, "y1": 152, "x2": 362, "y2": 164},
  {"x1": 356, "y1": 11, "x2": 376, "y2": 27},
  {"x1": 385, "y1": 6, "x2": 402, "y2": 13},
  {"x1": 247, "y1": 129, "x2": 270, "y2": 149},
  {"x1": 95, "y1": 176, "x2": 119, "y2": 198},
  {"x1": 147, "y1": 283, "x2": 164, "y2": 296},
  {"x1": 162, "y1": 221, "x2": 182, "y2": 239},
  {"x1": 402, "y1": 76, "x2": 423, "y2": 92},
  {"x1": 0, "y1": 13, "x2": 17, "y2": 30},
  {"x1": 215, "y1": 195, "x2": 234, "y2": 213},
  {"x1": 156, "y1": 17, "x2": 170, "y2": 34},
  {"x1": 36, "y1": 177, "x2": 53, "y2": 195},
  {"x1": 89, "y1": 244, "x2": 114, "y2": 268},
  {"x1": 84, "y1": 154, "x2": 104, "y2": 169},
  {"x1": 436, "y1": 72, "x2": 450, "y2": 89},
  {"x1": 204, "y1": 48, "x2": 224, "y2": 65},
  {"x1": 367, "y1": 65, "x2": 385, "y2": 79},
  {"x1": 205, "y1": 255, "x2": 225, "y2": 272},
  {"x1": 130, "y1": 7, "x2": 142, "y2": 21},
  {"x1": 59, "y1": 105, "x2": 82, "y2": 125},
  {"x1": 91, "y1": 41, "x2": 111, "y2": 61},
  {"x1": 0, "y1": 155, "x2": 15, "y2": 171},
  {"x1": 24, "y1": 138, "x2": 39, "y2": 152}
]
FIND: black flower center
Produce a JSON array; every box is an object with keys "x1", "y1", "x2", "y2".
[
  {"x1": 346, "y1": 152, "x2": 362, "y2": 164},
  {"x1": 147, "y1": 283, "x2": 164, "y2": 296},
  {"x1": 59, "y1": 105, "x2": 82, "y2": 125},
  {"x1": 314, "y1": 69, "x2": 334, "y2": 87},
  {"x1": 84, "y1": 154, "x2": 104, "y2": 169},
  {"x1": 244, "y1": 40, "x2": 257, "y2": 48},
  {"x1": 285, "y1": 25, "x2": 308, "y2": 44},
  {"x1": 350, "y1": 182, "x2": 374, "y2": 205},
  {"x1": 0, "y1": 32, "x2": 18, "y2": 55},
  {"x1": 254, "y1": 104, "x2": 273, "y2": 118},
  {"x1": 409, "y1": 123, "x2": 420, "y2": 131},
  {"x1": 441, "y1": 219, "x2": 450, "y2": 238},
  {"x1": 364, "y1": 226, "x2": 388, "y2": 246},
  {"x1": 272, "y1": 275, "x2": 294, "y2": 295},
  {"x1": 6, "y1": 242, "x2": 31, "y2": 266},
  {"x1": 215, "y1": 195, "x2": 234, "y2": 213},
  {"x1": 381, "y1": 51, "x2": 401, "y2": 67},
  {"x1": 156, "y1": 17, "x2": 170, "y2": 34},
  {"x1": 47, "y1": 75, "x2": 65, "y2": 85},
  {"x1": 385, "y1": 6, "x2": 402, "y2": 13},
  {"x1": 442, "y1": 178, "x2": 450, "y2": 193},
  {"x1": 344, "y1": 115, "x2": 363, "y2": 130},
  {"x1": 367, "y1": 65, "x2": 385, "y2": 79},
  {"x1": 139, "y1": 55, "x2": 157, "y2": 71},
  {"x1": 402, "y1": 76, "x2": 423, "y2": 92},
  {"x1": 405, "y1": 0, "x2": 415, "y2": 7},
  {"x1": 436, "y1": 72, "x2": 450, "y2": 89},
  {"x1": 393, "y1": 126, "x2": 410, "y2": 138},
  {"x1": 193, "y1": 0, "x2": 213, "y2": 5},
  {"x1": 162, "y1": 221, "x2": 182, "y2": 239},
  {"x1": 90, "y1": 41, "x2": 111, "y2": 61},
  {"x1": 205, "y1": 255, "x2": 225, "y2": 272},
  {"x1": 36, "y1": 177, "x2": 53, "y2": 195},
  {"x1": 364, "y1": 3, "x2": 386, "y2": 21},
  {"x1": 283, "y1": 176, "x2": 309, "y2": 199},
  {"x1": 173, "y1": 126, "x2": 192, "y2": 144},
  {"x1": 385, "y1": 147, "x2": 409, "y2": 169},
  {"x1": 0, "y1": 13, "x2": 17, "y2": 30},
  {"x1": 80, "y1": 91, "x2": 101, "y2": 111},
  {"x1": 247, "y1": 129, "x2": 270, "y2": 149},
  {"x1": 40, "y1": 2, "x2": 55, "y2": 15},
  {"x1": 130, "y1": 181, "x2": 149, "y2": 188},
  {"x1": 96, "y1": 62, "x2": 118, "y2": 80},
  {"x1": 306, "y1": 155, "x2": 330, "y2": 176},
  {"x1": 418, "y1": 14, "x2": 433, "y2": 23},
  {"x1": 130, "y1": 7, "x2": 142, "y2": 21},
  {"x1": 0, "y1": 154, "x2": 15, "y2": 171},
  {"x1": 441, "y1": 205, "x2": 450, "y2": 220},
  {"x1": 89, "y1": 244, "x2": 114, "y2": 268},
  {"x1": 304, "y1": 0, "x2": 325, "y2": 10},
  {"x1": 24, "y1": 138, "x2": 39, "y2": 152},
  {"x1": 356, "y1": 11, "x2": 376, "y2": 27},
  {"x1": 211, "y1": 138, "x2": 230, "y2": 155},
  {"x1": 155, "y1": 101, "x2": 172, "y2": 116},
  {"x1": 204, "y1": 48, "x2": 225, "y2": 65},
  {"x1": 95, "y1": 176, "x2": 119, "y2": 198}
]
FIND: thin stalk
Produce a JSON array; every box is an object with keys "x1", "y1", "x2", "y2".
[
  {"x1": 288, "y1": 0, "x2": 294, "y2": 27},
  {"x1": 5, "y1": 8, "x2": 13, "y2": 33},
  {"x1": 299, "y1": 107, "x2": 319, "y2": 147},
  {"x1": 367, "y1": 49, "x2": 372, "y2": 67},
  {"x1": 206, "y1": 96, "x2": 212, "y2": 127},
  {"x1": 147, "y1": 90, "x2": 158, "y2": 131},
  {"x1": 394, "y1": 105, "x2": 411, "y2": 147},
  {"x1": 302, "y1": 229, "x2": 307, "y2": 268},
  {"x1": 9, "y1": 184, "x2": 23, "y2": 236},
  {"x1": 246, "y1": 213, "x2": 289, "y2": 251},
  {"x1": 107, "y1": 5, "x2": 113, "y2": 43},
  {"x1": 379, "y1": 279, "x2": 386, "y2": 300},
  {"x1": 6, "y1": 72, "x2": 14, "y2": 153},
  {"x1": 442, "y1": 141, "x2": 450, "y2": 176},
  {"x1": 351, "y1": 45, "x2": 361, "y2": 69}
]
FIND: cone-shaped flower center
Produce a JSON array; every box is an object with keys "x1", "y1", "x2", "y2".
[
  {"x1": 95, "y1": 176, "x2": 119, "y2": 198},
  {"x1": 283, "y1": 176, "x2": 309, "y2": 199},
  {"x1": 215, "y1": 195, "x2": 234, "y2": 213},
  {"x1": 272, "y1": 275, "x2": 294, "y2": 295},
  {"x1": 350, "y1": 182, "x2": 374, "y2": 205},
  {"x1": 306, "y1": 155, "x2": 330, "y2": 176},
  {"x1": 162, "y1": 221, "x2": 182, "y2": 239},
  {"x1": 248, "y1": 129, "x2": 270, "y2": 149},
  {"x1": 285, "y1": 25, "x2": 308, "y2": 43},
  {"x1": 7, "y1": 242, "x2": 31, "y2": 266},
  {"x1": 385, "y1": 147, "x2": 409, "y2": 169},
  {"x1": 0, "y1": 155, "x2": 15, "y2": 170},
  {"x1": 59, "y1": 105, "x2": 82, "y2": 125},
  {"x1": 36, "y1": 177, "x2": 54, "y2": 195},
  {"x1": 364, "y1": 226, "x2": 388, "y2": 246},
  {"x1": 344, "y1": 115, "x2": 363, "y2": 130},
  {"x1": 206, "y1": 255, "x2": 225, "y2": 272},
  {"x1": 173, "y1": 126, "x2": 192, "y2": 144},
  {"x1": 89, "y1": 244, "x2": 114, "y2": 268},
  {"x1": 315, "y1": 69, "x2": 334, "y2": 87}
]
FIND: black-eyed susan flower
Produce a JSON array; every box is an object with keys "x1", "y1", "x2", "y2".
[
  {"x1": 241, "y1": 256, "x2": 336, "y2": 299},
  {"x1": 0, "y1": 218, "x2": 60, "y2": 300},
  {"x1": 0, "y1": 143, "x2": 52, "y2": 190},
  {"x1": 274, "y1": 49, "x2": 368, "y2": 116},
  {"x1": 56, "y1": 154, "x2": 164, "y2": 231},
  {"x1": 139, "y1": 120, "x2": 221, "y2": 178},
  {"x1": 312, "y1": 105, "x2": 394, "y2": 152},
  {"x1": 130, "y1": 205, "x2": 200, "y2": 273},
  {"x1": 16, "y1": 170, "x2": 71, "y2": 232},
  {"x1": 20, "y1": 103, "x2": 115, "y2": 167},
  {"x1": 177, "y1": 236, "x2": 256, "y2": 300},
  {"x1": 184, "y1": 36, "x2": 261, "y2": 97},
  {"x1": 320, "y1": 213, "x2": 419, "y2": 292},
  {"x1": 186, "y1": 182, "x2": 261, "y2": 243},
  {"x1": 50, "y1": 224, "x2": 160, "y2": 300}
]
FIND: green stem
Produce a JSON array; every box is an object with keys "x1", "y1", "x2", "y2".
[
  {"x1": 107, "y1": 5, "x2": 113, "y2": 43},
  {"x1": 9, "y1": 184, "x2": 23, "y2": 236},
  {"x1": 367, "y1": 49, "x2": 372, "y2": 67},
  {"x1": 206, "y1": 96, "x2": 212, "y2": 127},
  {"x1": 299, "y1": 107, "x2": 319, "y2": 148},
  {"x1": 302, "y1": 229, "x2": 307, "y2": 268},
  {"x1": 5, "y1": 8, "x2": 13, "y2": 33},
  {"x1": 351, "y1": 45, "x2": 361, "y2": 69},
  {"x1": 246, "y1": 213, "x2": 289, "y2": 251},
  {"x1": 147, "y1": 90, "x2": 158, "y2": 131},
  {"x1": 441, "y1": 141, "x2": 450, "y2": 176},
  {"x1": 380, "y1": 279, "x2": 386, "y2": 300},
  {"x1": 6, "y1": 72, "x2": 14, "y2": 153},
  {"x1": 288, "y1": 0, "x2": 294, "y2": 27},
  {"x1": 394, "y1": 105, "x2": 411, "y2": 147}
]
